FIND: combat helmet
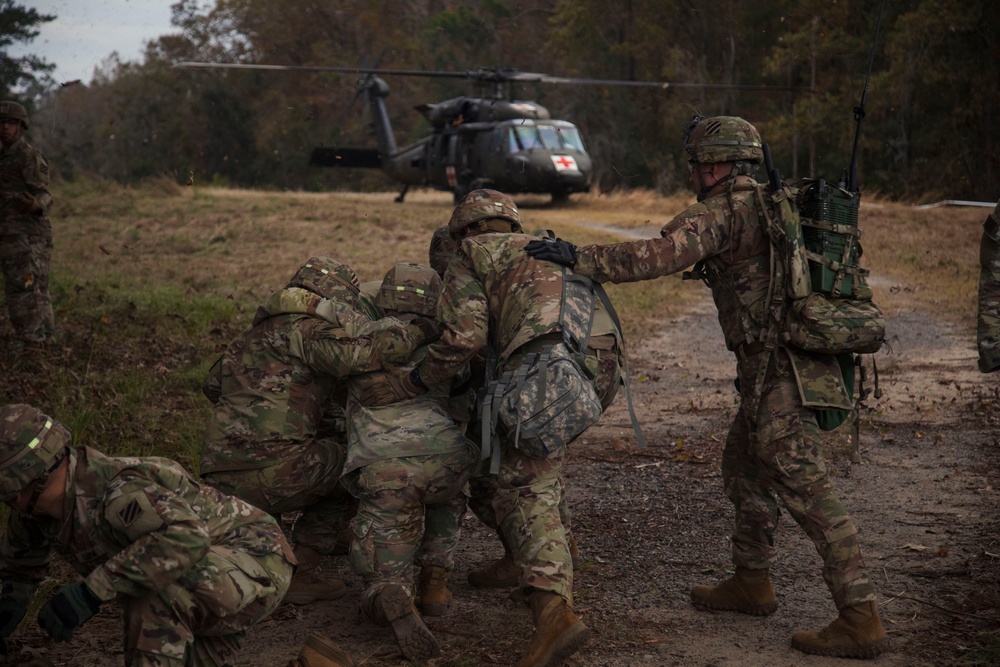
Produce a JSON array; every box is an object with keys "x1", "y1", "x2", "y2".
[
  {"x1": 0, "y1": 101, "x2": 29, "y2": 129},
  {"x1": 376, "y1": 263, "x2": 441, "y2": 317},
  {"x1": 0, "y1": 404, "x2": 71, "y2": 503},
  {"x1": 428, "y1": 224, "x2": 457, "y2": 277},
  {"x1": 683, "y1": 115, "x2": 763, "y2": 164},
  {"x1": 448, "y1": 189, "x2": 523, "y2": 240},
  {"x1": 287, "y1": 257, "x2": 361, "y2": 307}
]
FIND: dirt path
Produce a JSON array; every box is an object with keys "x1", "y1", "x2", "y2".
[{"x1": 7, "y1": 259, "x2": 999, "y2": 667}]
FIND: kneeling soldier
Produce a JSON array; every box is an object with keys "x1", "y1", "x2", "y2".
[{"x1": 0, "y1": 403, "x2": 353, "y2": 666}]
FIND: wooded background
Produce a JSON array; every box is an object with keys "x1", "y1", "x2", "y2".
[{"x1": 4, "y1": 0, "x2": 998, "y2": 201}]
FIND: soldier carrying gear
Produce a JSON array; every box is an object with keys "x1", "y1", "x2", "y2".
[
  {"x1": 1, "y1": 100, "x2": 55, "y2": 350},
  {"x1": 201, "y1": 257, "x2": 435, "y2": 608},
  {"x1": 526, "y1": 117, "x2": 889, "y2": 660},
  {"x1": 356, "y1": 189, "x2": 634, "y2": 667},
  {"x1": 0, "y1": 403, "x2": 329, "y2": 665}
]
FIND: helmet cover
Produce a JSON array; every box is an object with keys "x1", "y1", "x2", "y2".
[
  {"x1": 375, "y1": 262, "x2": 441, "y2": 317},
  {"x1": 0, "y1": 404, "x2": 71, "y2": 502},
  {"x1": 448, "y1": 189, "x2": 523, "y2": 239},
  {"x1": 287, "y1": 257, "x2": 361, "y2": 307},
  {"x1": 684, "y1": 115, "x2": 763, "y2": 164}
]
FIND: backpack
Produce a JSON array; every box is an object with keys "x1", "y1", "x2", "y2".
[
  {"x1": 478, "y1": 264, "x2": 646, "y2": 473},
  {"x1": 756, "y1": 177, "x2": 886, "y2": 357}
]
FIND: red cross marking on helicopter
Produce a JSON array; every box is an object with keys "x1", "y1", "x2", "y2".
[{"x1": 552, "y1": 155, "x2": 577, "y2": 171}]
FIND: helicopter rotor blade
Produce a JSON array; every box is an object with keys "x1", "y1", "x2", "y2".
[{"x1": 173, "y1": 62, "x2": 808, "y2": 92}]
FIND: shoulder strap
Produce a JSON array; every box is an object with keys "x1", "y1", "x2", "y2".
[{"x1": 590, "y1": 282, "x2": 648, "y2": 449}]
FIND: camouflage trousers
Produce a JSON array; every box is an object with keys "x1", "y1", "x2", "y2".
[
  {"x1": 726, "y1": 350, "x2": 876, "y2": 610},
  {"x1": 201, "y1": 438, "x2": 355, "y2": 554},
  {"x1": 495, "y1": 447, "x2": 573, "y2": 603},
  {"x1": 468, "y1": 465, "x2": 573, "y2": 554},
  {"x1": 0, "y1": 231, "x2": 54, "y2": 343},
  {"x1": 124, "y1": 549, "x2": 293, "y2": 666},
  {"x1": 347, "y1": 448, "x2": 476, "y2": 624}
]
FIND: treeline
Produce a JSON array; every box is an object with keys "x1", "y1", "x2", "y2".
[{"x1": 16, "y1": 0, "x2": 1000, "y2": 200}]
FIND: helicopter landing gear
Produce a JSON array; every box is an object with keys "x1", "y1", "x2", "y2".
[
  {"x1": 394, "y1": 185, "x2": 409, "y2": 203},
  {"x1": 550, "y1": 188, "x2": 571, "y2": 204}
]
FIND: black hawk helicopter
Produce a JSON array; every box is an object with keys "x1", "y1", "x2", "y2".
[{"x1": 175, "y1": 62, "x2": 797, "y2": 203}]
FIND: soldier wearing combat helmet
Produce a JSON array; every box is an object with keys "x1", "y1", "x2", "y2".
[
  {"x1": 0, "y1": 101, "x2": 55, "y2": 351},
  {"x1": 527, "y1": 116, "x2": 889, "y2": 659},
  {"x1": 200, "y1": 257, "x2": 437, "y2": 608},
  {"x1": 0, "y1": 403, "x2": 353, "y2": 665},
  {"x1": 358, "y1": 189, "x2": 633, "y2": 667}
]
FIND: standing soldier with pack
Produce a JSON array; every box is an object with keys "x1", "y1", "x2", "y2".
[
  {"x1": 361, "y1": 190, "x2": 632, "y2": 667},
  {"x1": 200, "y1": 257, "x2": 436, "y2": 606},
  {"x1": 977, "y1": 199, "x2": 1000, "y2": 373},
  {"x1": 527, "y1": 116, "x2": 889, "y2": 660},
  {"x1": 0, "y1": 101, "x2": 55, "y2": 352},
  {"x1": 0, "y1": 403, "x2": 363, "y2": 667}
]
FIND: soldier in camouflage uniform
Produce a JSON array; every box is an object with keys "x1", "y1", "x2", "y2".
[
  {"x1": 343, "y1": 263, "x2": 475, "y2": 662},
  {"x1": 200, "y1": 258, "x2": 435, "y2": 606},
  {"x1": 0, "y1": 403, "x2": 319, "y2": 667},
  {"x1": 977, "y1": 199, "x2": 1000, "y2": 373},
  {"x1": 527, "y1": 116, "x2": 889, "y2": 659},
  {"x1": 0, "y1": 101, "x2": 55, "y2": 350},
  {"x1": 361, "y1": 190, "x2": 620, "y2": 667},
  {"x1": 427, "y1": 224, "x2": 618, "y2": 589}
]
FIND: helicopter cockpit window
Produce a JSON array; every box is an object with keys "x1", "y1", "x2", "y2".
[
  {"x1": 557, "y1": 126, "x2": 585, "y2": 153},
  {"x1": 507, "y1": 128, "x2": 519, "y2": 153},
  {"x1": 513, "y1": 125, "x2": 544, "y2": 150}
]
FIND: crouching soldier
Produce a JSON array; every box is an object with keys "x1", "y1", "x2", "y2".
[
  {"x1": 0, "y1": 403, "x2": 356, "y2": 666},
  {"x1": 200, "y1": 258, "x2": 435, "y2": 605},
  {"x1": 344, "y1": 263, "x2": 477, "y2": 662}
]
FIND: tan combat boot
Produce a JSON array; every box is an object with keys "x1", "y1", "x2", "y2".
[
  {"x1": 690, "y1": 567, "x2": 778, "y2": 616},
  {"x1": 518, "y1": 591, "x2": 591, "y2": 667},
  {"x1": 791, "y1": 601, "x2": 890, "y2": 659},
  {"x1": 378, "y1": 584, "x2": 441, "y2": 662},
  {"x1": 417, "y1": 565, "x2": 453, "y2": 616},
  {"x1": 284, "y1": 545, "x2": 348, "y2": 606},
  {"x1": 287, "y1": 632, "x2": 356, "y2": 667}
]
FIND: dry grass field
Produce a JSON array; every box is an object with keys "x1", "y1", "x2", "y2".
[{"x1": 0, "y1": 179, "x2": 996, "y2": 667}]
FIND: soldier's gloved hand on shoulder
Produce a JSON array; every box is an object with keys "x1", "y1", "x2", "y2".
[
  {"x1": 357, "y1": 367, "x2": 428, "y2": 407},
  {"x1": 525, "y1": 238, "x2": 577, "y2": 267},
  {"x1": 0, "y1": 595, "x2": 29, "y2": 655},
  {"x1": 408, "y1": 316, "x2": 442, "y2": 344},
  {"x1": 37, "y1": 581, "x2": 103, "y2": 642}
]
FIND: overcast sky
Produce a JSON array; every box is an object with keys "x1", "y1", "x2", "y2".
[{"x1": 8, "y1": 0, "x2": 177, "y2": 85}]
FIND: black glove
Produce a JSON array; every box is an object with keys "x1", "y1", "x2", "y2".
[
  {"x1": 37, "y1": 581, "x2": 103, "y2": 642},
  {"x1": 408, "y1": 316, "x2": 442, "y2": 344},
  {"x1": 525, "y1": 238, "x2": 577, "y2": 267}
]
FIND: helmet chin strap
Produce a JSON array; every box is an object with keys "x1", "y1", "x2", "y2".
[{"x1": 696, "y1": 164, "x2": 737, "y2": 201}]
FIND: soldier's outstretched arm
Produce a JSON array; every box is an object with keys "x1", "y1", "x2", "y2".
[
  {"x1": 303, "y1": 317, "x2": 429, "y2": 378},
  {"x1": 571, "y1": 205, "x2": 730, "y2": 284}
]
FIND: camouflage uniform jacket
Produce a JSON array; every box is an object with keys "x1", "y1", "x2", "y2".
[
  {"x1": 0, "y1": 136, "x2": 52, "y2": 236},
  {"x1": 345, "y1": 347, "x2": 473, "y2": 474},
  {"x1": 201, "y1": 286, "x2": 425, "y2": 474},
  {"x1": 978, "y1": 199, "x2": 1000, "y2": 373},
  {"x1": 418, "y1": 232, "x2": 572, "y2": 388},
  {"x1": 573, "y1": 178, "x2": 850, "y2": 409},
  {"x1": 0, "y1": 447, "x2": 289, "y2": 605}
]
